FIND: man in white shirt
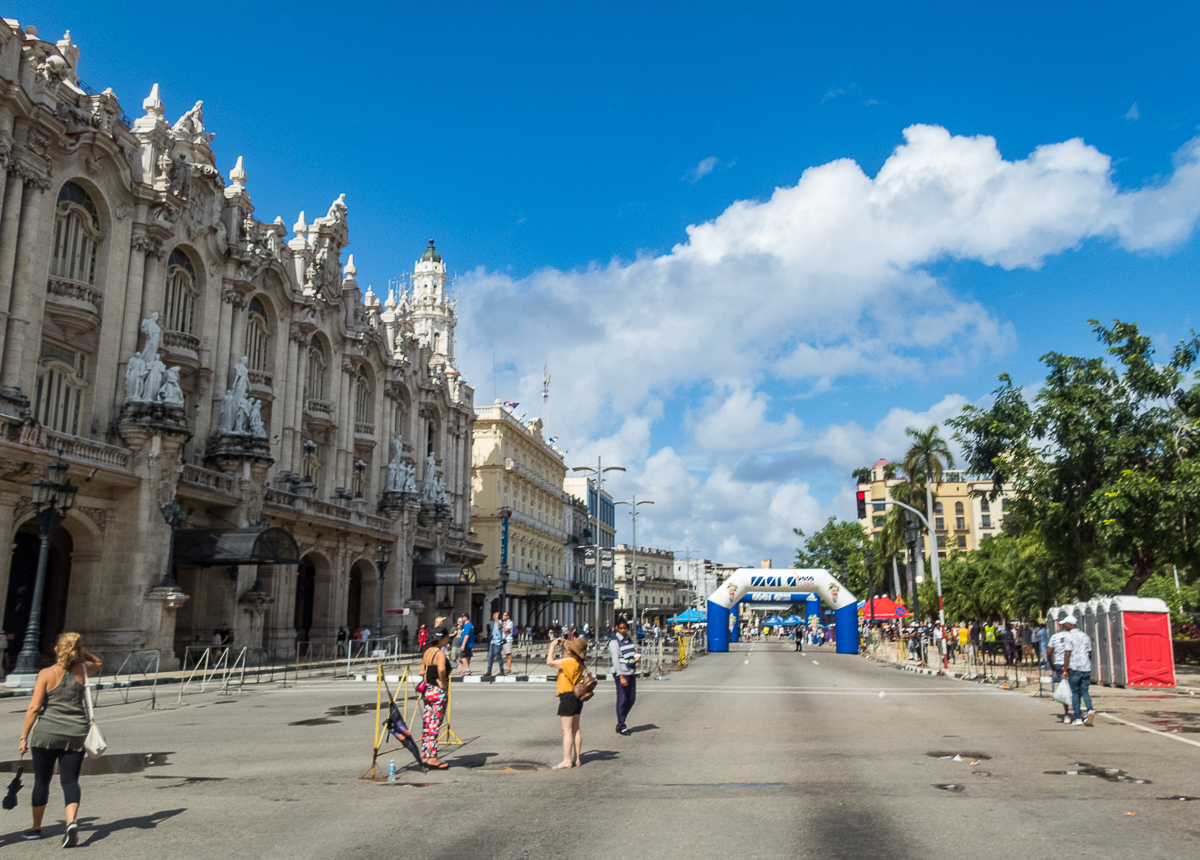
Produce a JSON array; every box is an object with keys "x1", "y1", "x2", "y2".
[
  {"x1": 1046, "y1": 622, "x2": 1072, "y2": 722},
  {"x1": 1060, "y1": 617, "x2": 1094, "y2": 727}
]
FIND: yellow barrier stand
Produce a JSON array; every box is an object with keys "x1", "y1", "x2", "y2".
[{"x1": 362, "y1": 663, "x2": 413, "y2": 780}]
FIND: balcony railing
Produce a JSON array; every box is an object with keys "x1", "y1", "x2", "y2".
[
  {"x1": 162, "y1": 329, "x2": 201, "y2": 352},
  {"x1": 42, "y1": 428, "x2": 131, "y2": 471},
  {"x1": 354, "y1": 421, "x2": 375, "y2": 436},
  {"x1": 46, "y1": 277, "x2": 102, "y2": 314},
  {"x1": 248, "y1": 369, "x2": 273, "y2": 389},
  {"x1": 306, "y1": 398, "x2": 332, "y2": 416},
  {"x1": 180, "y1": 464, "x2": 235, "y2": 495}
]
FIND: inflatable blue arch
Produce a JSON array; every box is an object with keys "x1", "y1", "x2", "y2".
[{"x1": 707, "y1": 568, "x2": 859, "y2": 655}]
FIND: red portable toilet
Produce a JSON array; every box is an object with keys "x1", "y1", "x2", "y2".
[{"x1": 1107, "y1": 596, "x2": 1174, "y2": 688}]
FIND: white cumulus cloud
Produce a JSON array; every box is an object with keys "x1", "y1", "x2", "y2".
[{"x1": 457, "y1": 124, "x2": 1200, "y2": 564}]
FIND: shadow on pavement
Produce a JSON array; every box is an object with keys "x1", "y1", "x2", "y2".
[
  {"x1": 628, "y1": 724, "x2": 658, "y2": 733},
  {"x1": 445, "y1": 752, "x2": 498, "y2": 768},
  {"x1": 79, "y1": 808, "x2": 187, "y2": 846},
  {"x1": 580, "y1": 750, "x2": 619, "y2": 765}
]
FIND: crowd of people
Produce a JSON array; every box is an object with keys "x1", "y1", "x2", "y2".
[{"x1": 414, "y1": 613, "x2": 646, "y2": 771}]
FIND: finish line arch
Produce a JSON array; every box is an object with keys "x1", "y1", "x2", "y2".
[{"x1": 707, "y1": 568, "x2": 859, "y2": 655}]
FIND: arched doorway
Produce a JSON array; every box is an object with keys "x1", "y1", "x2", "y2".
[
  {"x1": 294, "y1": 558, "x2": 316, "y2": 644},
  {"x1": 347, "y1": 565, "x2": 362, "y2": 630},
  {"x1": 4, "y1": 524, "x2": 73, "y2": 667}
]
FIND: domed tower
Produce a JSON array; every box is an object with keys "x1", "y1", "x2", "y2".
[{"x1": 410, "y1": 238, "x2": 456, "y2": 366}]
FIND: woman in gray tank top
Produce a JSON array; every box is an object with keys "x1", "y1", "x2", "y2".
[{"x1": 17, "y1": 632, "x2": 102, "y2": 847}]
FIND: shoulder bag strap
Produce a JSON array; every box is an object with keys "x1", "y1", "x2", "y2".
[{"x1": 81, "y1": 664, "x2": 97, "y2": 726}]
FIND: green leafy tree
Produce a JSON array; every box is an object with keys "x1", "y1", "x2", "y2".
[{"x1": 950, "y1": 320, "x2": 1200, "y2": 596}]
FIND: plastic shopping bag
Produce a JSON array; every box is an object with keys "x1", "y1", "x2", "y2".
[{"x1": 1053, "y1": 678, "x2": 1072, "y2": 706}]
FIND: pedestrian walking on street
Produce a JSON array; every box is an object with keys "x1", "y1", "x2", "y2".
[
  {"x1": 336, "y1": 627, "x2": 347, "y2": 658},
  {"x1": 502, "y1": 612, "x2": 515, "y2": 674},
  {"x1": 1060, "y1": 617, "x2": 1095, "y2": 727},
  {"x1": 417, "y1": 624, "x2": 428, "y2": 652},
  {"x1": 419, "y1": 626, "x2": 452, "y2": 769},
  {"x1": 486, "y1": 612, "x2": 504, "y2": 676},
  {"x1": 1046, "y1": 622, "x2": 1071, "y2": 722},
  {"x1": 1033, "y1": 622, "x2": 1048, "y2": 668},
  {"x1": 609, "y1": 618, "x2": 640, "y2": 736},
  {"x1": 457, "y1": 613, "x2": 474, "y2": 674},
  {"x1": 17, "y1": 632, "x2": 102, "y2": 846},
  {"x1": 547, "y1": 636, "x2": 588, "y2": 769}
]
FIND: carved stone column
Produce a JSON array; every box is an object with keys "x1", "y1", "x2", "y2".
[
  {"x1": 116, "y1": 231, "x2": 154, "y2": 388},
  {"x1": 1, "y1": 183, "x2": 45, "y2": 393},
  {"x1": 210, "y1": 285, "x2": 237, "y2": 420},
  {"x1": 0, "y1": 176, "x2": 25, "y2": 366},
  {"x1": 115, "y1": 415, "x2": 193, "y2": 671}
]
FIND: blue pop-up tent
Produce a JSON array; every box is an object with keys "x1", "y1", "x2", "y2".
[
  {"x1": 783, "y1": 614, "x2": 803, "y2": 625},
  {"x1": 668, "y1": 608, "x2": 707, "y2": 623},
  {"x1": 764, "y1": 615, "x2": 785, "y2": 625}
]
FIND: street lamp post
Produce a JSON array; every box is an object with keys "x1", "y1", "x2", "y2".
[
  {"x1": 9, "y1": 453, "x2": 78, "y2": 684},
  {"x1": 353, "y1": 459, "x2": 366, "y2": 498},
  {"x1": 159, "y1": 501, "x2": 187, "y2": 589},
  {"x1": 876, "y1": 498, "x2": 945, "y2": 634},
  {"x1": 864, "y1": 544, "x2": 875, "y2": 638},
  {"x1": 302, "y1": 439, "x2": 317, "y2": 482},
  {"x1": 498, "y1": 507, "x2": 512, "y2": 617},
  {"x1": 904, "y1": 514, "x2": 922, "y2": 625},
  {"x1": 571, "y1": 459, "x2": 625, "y2": 635},
  {"x1": 615, "y1": 496, "x2": 653, "y2": 631},
  {"x1": 374, "y1": 544, "x2": 391, "y2": 644}
]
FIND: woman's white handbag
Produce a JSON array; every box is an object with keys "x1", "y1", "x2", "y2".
[{"x1": 82, "y1": 671, "x2": 107, "y2": 758}]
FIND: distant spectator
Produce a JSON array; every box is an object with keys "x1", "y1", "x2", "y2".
[{"x1": 1061, "y1": 617, "x2": 1095, "y2": 727}]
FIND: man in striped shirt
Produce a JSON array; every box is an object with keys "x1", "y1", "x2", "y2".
[{"x1": 609, "y1": 618, "x2": 640, "y2": 736}]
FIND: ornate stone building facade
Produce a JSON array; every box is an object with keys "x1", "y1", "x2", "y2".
[{"x1": 0, "y1": 20, "x2": 482, "y2": 672}]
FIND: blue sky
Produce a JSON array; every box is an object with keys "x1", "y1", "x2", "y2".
[{"x1": 19, "y1": 1, "x2": 1200, "y2": 564}]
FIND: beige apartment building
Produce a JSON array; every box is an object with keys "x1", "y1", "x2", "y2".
[
  {"x1": 858, "y1": 458, "x2": 1014, "y2": 557},
  {"x1": 471, "y1": 407, "x2": 586, "y2": 629},
  {"x1": 613, "y1": 545, "x2": 681, "y2": 627}
]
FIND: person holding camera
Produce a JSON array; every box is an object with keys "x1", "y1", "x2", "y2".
[{"x1": 546, "y1": 636, "x2": 588, "y2": 769}]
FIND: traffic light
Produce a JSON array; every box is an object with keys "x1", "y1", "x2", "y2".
[{"x1": 856, "y1": 491, "x2": 867, "y2": 520}]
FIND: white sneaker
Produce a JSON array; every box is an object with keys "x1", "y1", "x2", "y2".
[
  {"x1": 1071, "y1": 718, "x2": 1084, "y2": 726},
  {"x1": 1084, "y1": 710, "x2": 1095, "y2": 727},
  {"x1": 1063, "y1": 716, "x2": 1072, "y2": 724}
]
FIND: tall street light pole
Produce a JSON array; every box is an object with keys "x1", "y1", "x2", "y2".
[
  {"x1": 571, "y1": 459, "x2": 624, "y2": 635},
  {"x1": 876, "y1": 498, "x2": 946, "y2": 634},
  {"x1": 615, "y1": 496, "x2": 653, "y2": 630},
  {"x1": 374, "y1": 544, "x2": 391, "y2": 643},
  {"x1": 9, "y1": 453, "x2": 78, "y2": 686}
]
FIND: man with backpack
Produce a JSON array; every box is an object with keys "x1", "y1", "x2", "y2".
[{"x1": 609, "y1": 618, "x2": 640, "y2": 736}]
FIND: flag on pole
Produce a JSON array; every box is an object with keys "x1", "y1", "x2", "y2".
[{"x1": 502, "y1": 401, "x2": 519, "y2": 410}]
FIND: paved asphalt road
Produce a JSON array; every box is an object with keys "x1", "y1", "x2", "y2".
[{"x1": 0, "y1": 642, "x2": 1198, "y2": 859}]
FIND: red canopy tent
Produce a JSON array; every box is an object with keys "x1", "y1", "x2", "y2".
[{"x1": 858, "y1": 596, "x2": 905, "y2": 620}]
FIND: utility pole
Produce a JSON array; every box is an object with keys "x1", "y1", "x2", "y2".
[
  {"x1": 571, "y1": 459, "x2": 624, "y2": 635},
  {"x1": 616, "y1": 496, "x2": 654, "y2": 629}
]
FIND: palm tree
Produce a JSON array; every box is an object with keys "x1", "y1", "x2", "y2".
[{"x1": 903, "y1": 425, "x2": 955, "y2": 626}]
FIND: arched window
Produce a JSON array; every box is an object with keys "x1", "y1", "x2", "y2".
[
  {"x1": 954, "y1": 501, "x2": 964, "y2": 515},
  {"x1": 34, "y1": 340, "x2": 86, "y2": 435},
  {"x1": 246, "y1": 297, "x2": 269, "y2": 372},
  {"x1": 163, "y1": 249, "x2": 197, "y2": 334},
  {"x1": 50, "y1": 181, "x2": 102, "y2": 284},
  {"x1": 979, "y1": 498, "x2": 990, "y2": 513},
  {"x1": 433, "y1": 331, "x2": 441, "y2": 355},
  {"x1": 934, "y1": 502, "x2": 943, "y2": 515},
  {"x1": 307, "y1": 335, "x2": 326, "y2": 401},
  {"x1": 354, "y1": 366, "x2": 372, "y2": 425},
  {"x1": 427, "y1": 421, "x2": 434, "y2": 456}
]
